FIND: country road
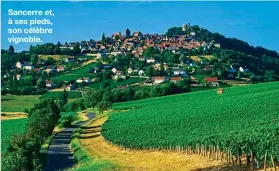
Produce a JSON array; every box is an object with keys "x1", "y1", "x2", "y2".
[{"x1": 44, "y1": 113, "x2": 96, "y2": 171}]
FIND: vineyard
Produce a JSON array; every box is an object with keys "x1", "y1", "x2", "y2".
[
  {"x1": 102, "y1": 82, "x2": 279, "y2": 169},
  {"x1": 1, "y1": 118, "x2": 28, "y2": 153}
]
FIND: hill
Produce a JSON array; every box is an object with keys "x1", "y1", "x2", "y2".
[
  {"x1": 102, "y1": 82, "x2": 279, "y2": 165},
  {"x1": 167, "y1": 25, "x2": 279, "y2": 75}
]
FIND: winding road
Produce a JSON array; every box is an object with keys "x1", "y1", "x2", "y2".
[{"x1": 44, "y1": 112, "x2": 96, "y2": 171}]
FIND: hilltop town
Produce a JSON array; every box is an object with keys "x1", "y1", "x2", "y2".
[{"x1": 1, "y1": 23, "x2": 278, "y2": 96}]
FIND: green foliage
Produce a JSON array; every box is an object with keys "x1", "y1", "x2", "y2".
[
  {"x1": 263, "y1": 70, "x2": 275, "y2": 82},
  {"x1": 73, "y1": 43, "x2": 81, "y2": 55},
  {"x1": 84, "y1": 90, "x2": 103, "y2": 108},
  {"x1": 166, "y1": 27, "x2": 186, "y2": 36},
  {"x1": 60, "y1": 89, "x2": 69, "y2": 104},
  {"x1": 102, "y1": 82, "x2": 279, "y2": 164},
  {"x1": 101, "y1": 33, "x2": 106, "y2": 44},
  {"x1": 58, "y1": 112, "x2": 77, "y2": 128},
  {"x1": 143, "y1": 47, "x2": 160, "y2": 57},
  {"x1": 1, "y1": 119, "x2": 28, "y2": 153},
  {"x1": 31, "y1": 54, "x2": 38, "y2": 65},
  {"x1": 64, "y1": 99, "x2": 85, "y2": 112},
  {"x1": 2, "y1": 99, "x2": 60, "y2": 171},
  {"x1": 9, "y1": 45, "x2": 15, "y2": 52},
  {"x1": 96, "y1": 101, "x2": 112, "y2": 113}
]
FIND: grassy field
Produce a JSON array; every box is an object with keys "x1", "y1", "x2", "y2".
[
  {"x1": 86, "y1": 77, "x2": 142, "y2": 89},
  {"x1": 1, "y1": 118, "x2": 28, "y2": 153},
  {"x1": 41, "y1": 91, "x2": 82, "y2": 99},
  {"x1": 1, "y1": 95, "x2": 40, "y2": 112},
  {"x1": 39, "y1": 55, "x2": 68, "y2": 61},
  {"x1": 102, "y1": 82, "x2": 279, "y2": 164}
]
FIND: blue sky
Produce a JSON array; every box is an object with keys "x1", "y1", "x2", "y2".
[{"x1": 2, "y1": 1, "x2": 279, "y2": 52}]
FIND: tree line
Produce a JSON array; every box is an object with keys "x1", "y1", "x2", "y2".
[
  {"x1": 82, "y1": 79, "x2": 191, "y2": 113},
  {"x1": 29, "y1": 42, "x2": 81, "y2": 56},
  {"x1": 2, "y1": 99, "x2": 60, "y2": 171}
]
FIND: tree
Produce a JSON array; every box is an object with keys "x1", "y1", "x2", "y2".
[
  {"x1": 96, "y1": 101, "x2": 112, "y2": 113},
  {"x1": 114, "y1": 35, "x2": 119, "y2": 40},
  {"x1": 29, "y1": 45, "x2": 34, "y2": 54},
  {"x1": 60, "y1": 89, "x2": 68, "y2": 105},
  {"x1": 53, "y1": 46, "x2": 61, "y2": 54},
  {"x1": 146, "y1": 66, "x2": 154, "y2": 77},
  {"x1": 9, "y1": 45, "x2": 15, "y2": 53},
  {"x1": 263, "y1": 70, "x2": 275, "y2": 82},
  {"x1": 84, "y1": 90, "x2": 102, "y2": 108},
  {"x1": 103, "y1": 81, "x2": 110, "y2": 89},
  {"x1": 179, "y1": 54, "x2": 186, "y2": 63},
  {"x1": 143, "y1": 47, "x2": 160, "y2": 57},
  {"x1": 159, "y1": 62, "x2": 164, "y2": 76},
  {"x1": 101, "y1": 33, "x2": 106, "y2": 44},
  {"x1": 31, "y1": 54, "x2": 38, "y2": 66},
  {"x1": 73, "y1": 43, "x2": 81, "y2": 55}
]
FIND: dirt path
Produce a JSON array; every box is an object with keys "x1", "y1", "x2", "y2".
[{"x1": 79, "y1": 116, "x2": 241, "y2": 171}]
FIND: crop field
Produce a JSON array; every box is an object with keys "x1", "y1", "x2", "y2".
[
  {"x1": 190, "y1": 56, "x2": 201, "y2": 62},
  {"x1": 86, "y1": 77, "x2": 142, "y2": 89},
  {"x1": 39, "y1": 54, "x2": 68, "y2": 61},
  {"x1": 1, "y1": 118, "x2": 28, "y2": 153},
  {"x1": 1, "y1": 95, "x2": 40, "y2": 112},
  {"x1": 102, "y1": 82, "x2": 279, "y2": 166},
  {"x1": 41, "y1": 91, "x2": 82, "y2": 99},
  {"x1": 201, "y1": 55, "x2": 214, "y2": 60}
]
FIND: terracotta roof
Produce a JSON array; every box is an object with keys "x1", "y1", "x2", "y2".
[
  {"x1": 170, "y1": 77, "x2": 182, "y2": 81},
  {"x1": 153, "y1": 76, "x2": 166, "y2": 80},
  {"x1": 57, "y1": 65, "x2": 64, "y2": 69},
  {"x1": 204, "y1": 77, "x2": 218, "y2": 82}
]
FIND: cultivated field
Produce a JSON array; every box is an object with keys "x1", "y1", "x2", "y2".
[
  {"x1": 1, "y1": 95, "x2": 40, "y2": 112},
  {"x1": 39, "y1": 54, "x2": 68, "y2": 61},
  {"x1": 102, "y1": 82, "x2": 279, "y2": 167},
  {"x1": 1, "y1": 118, "x2": 28, "y2": 153}
]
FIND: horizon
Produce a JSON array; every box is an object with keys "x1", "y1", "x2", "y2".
[{"x1": 2, "y1": 1, "x2": 279, "y2": 53}]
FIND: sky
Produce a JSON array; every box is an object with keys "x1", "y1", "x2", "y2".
[{"x1": 1, "y1": 1, "x2": 279, "y2": 53}]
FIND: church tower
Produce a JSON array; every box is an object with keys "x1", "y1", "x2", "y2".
[{"x1": 125, "y1": 28, "x2": 131, "y2": 38}]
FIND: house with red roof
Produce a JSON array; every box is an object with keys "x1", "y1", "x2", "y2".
[
  {"x1": 204, "y1": 77, "x2": 219, "y2": 87},
  {"x1": 153, "y1": 76, "x2": 167, "y2": 84}
]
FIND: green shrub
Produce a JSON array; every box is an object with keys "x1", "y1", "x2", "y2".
[{"x1": 58, "y1": 112, "x2": 77, "y2": 128}]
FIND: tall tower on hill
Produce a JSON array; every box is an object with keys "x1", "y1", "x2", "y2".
[
  {"x1": 125, "y1": 28, "x2": 131, "y2": 38},
  {"x1": 182, "y1": 23, "x2": 190, "y2": 31}
]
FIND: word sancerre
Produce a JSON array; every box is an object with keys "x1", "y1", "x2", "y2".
[{"x1": 8, "y1": 9, "x2": 44, "y2": 16}]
